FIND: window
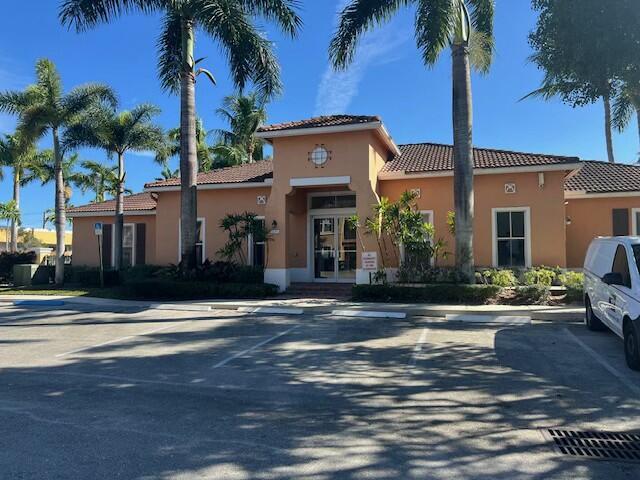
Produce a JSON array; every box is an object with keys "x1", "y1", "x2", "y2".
[
  {"x1": 122, "y1": 224, "x2": 134, "y2": 267},
  {"x1": 493, "y1": 208, "x2": 529, "y2": 268},
  {"x1": 310, "y1": 194, "x2": 356, "y2": 210},
  {"x1": 612, "y1": 244, "x2": 632, "y2": 288},
  {"x1": 111, "y1": 224, "x2": 135, "y2": 268},
  {"x1": 248, "y1": 217, "x2": 266, "y2": 267},
  {"x1": 178, "y1": 218, "x2": 205, "y2": 264}
]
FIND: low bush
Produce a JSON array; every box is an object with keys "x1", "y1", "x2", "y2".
[
  {"x1": 559, "y1": 271, "x2": 584, "y2": 304},
  {"x1": 397, "y1": 266, "x2": 468, "y2": 284},
  {"x1": 480, "y1": 269, "x2": 518, "y2": 287},
  {"x1": 510, "y1": 285, "x2": 551, "y2": 305},
  {"x1": 64, "y1": 266, "x2": 120, "y2": 287},
  {"x1": 124, "y1": 279, "x2": 278, "y2": 300},
  {"x1": 120, "y1": 265, "x2": 163, "y2": 282},
  {"x1": 156, "y1": 261, "x2": 264, "y2": 284},
  {"x1": 0, "y1": 251, "x2": 37, "y2": 282},
  {"x1": 352, "y1": 284, "x2": 502, "y2": 305},
  {"x1": 523, "y1": 266, "x2": 558, "y2": 287}
]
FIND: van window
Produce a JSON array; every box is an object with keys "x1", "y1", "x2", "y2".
[
  {"x1": 632, "y1": 245, "x2": 640, "y2": 278},
  {"x1": 611, "y1": 245, "x2": 632, "y2": 288}
]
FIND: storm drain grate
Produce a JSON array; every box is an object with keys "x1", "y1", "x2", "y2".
[{"x1": 542, "y1": 429, "x2": 640, "y2": 463}]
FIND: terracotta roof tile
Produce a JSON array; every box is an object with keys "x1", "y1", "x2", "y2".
[
  {"x1": 67, "y1": 192, "x2": 157, "y2": 215},
  {"x1": 565, "y1": 160, "x2": 640, "y2": 193},
  {"x1": 258, "y1": 115, "x2": 380, "y2": 133},
  {"x1": 382, "y1": 143, "x2": 580, "y2": 173},
  {"x1": 145, "y1": 160, "x2": 273, "y2": 188}
]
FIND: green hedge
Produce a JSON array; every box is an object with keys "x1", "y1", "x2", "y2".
[
  {"x1": 352, "y1": 284, "x2": 502, "y2": 305},
  {"x1": 64, "y1": 266, "x2": 120, "y2": 287},
  {"x1": 123, "y1": 279, "x2": 278, "y2": 300}
]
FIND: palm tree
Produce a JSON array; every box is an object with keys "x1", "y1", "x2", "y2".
[
  {"x1": 60, "y1": 0, "x2": 302, "y2": 272},
  {"x1": 64, "y1": 104, "x2": 164, "y2": 270},
  {"x1": 0, "y1": 133, "x2": 43, "y2": 252},
  {"x1": 25, "y1": 151, "x2": 84, "y2": 201},
  {"x1": 330, "y1": 0, "x2": 494, "y2": 283},
  {"x1": 0, "y1": 59, "x2": 116, "y2": 284},
  {"x1": 156, "y1": 161, "x2": 180, "y2": 181},
  {"x1": 156, "y1": 118, "x2": 216, "y2": 172},
  {"x1": 0, "y1": 200, "x2": 21, "y2": 253},
  {"x1": 213, "y1": 92, "x2": 267, "y2": 164},
  {"x1": 75, "y1": 160, "x2": 127, "y2": 203}
]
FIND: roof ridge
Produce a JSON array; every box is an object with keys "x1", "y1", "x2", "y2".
[{"x1": 397, "y1": 141, "x2": 580, "y2": 160}]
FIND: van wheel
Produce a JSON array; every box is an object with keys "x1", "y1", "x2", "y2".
[
  {"x1": 585, "y1": 297, "x2": 605, "y2": 331},
  {"x1": 624, "y1": 321, "x2": 640, "y2": 371}
]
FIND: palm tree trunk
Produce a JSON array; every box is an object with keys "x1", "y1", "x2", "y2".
[
  {"x1": 10, "y1": 169, "x2": 19, "y2": 252},
  {"x1": 604, "y1": 92, "x2": 615, "y2": 163},
  {"x1": 114, "y1": 152, "x2": 125, "y2": 271},
  {"x1": 452, "y1": 43, "x2": 475, "y2": 283},
  {"x1": 179, "y1": 18, "x2": 199, "y2": 271},
  {"x1": 53, "y1": 127, "x2": 66, "y2": 285}
]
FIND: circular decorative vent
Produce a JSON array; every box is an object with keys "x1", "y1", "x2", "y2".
[{"x1": 309, "y1": 145, "x2": 330, "y2": 167}]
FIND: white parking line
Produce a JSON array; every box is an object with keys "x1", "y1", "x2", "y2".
[
  {"x1": 408, "y1": 327, "x2": 429, "y2": 371},
  {"x1": 55, "y1": 322, "x2": 189, "y2": 358},
  {"x1": 212, "y1": 325, "x2": 299, "y2": 369},
  {"x1": 564, "y1": 328, "x2": 640, "y2": 397}
]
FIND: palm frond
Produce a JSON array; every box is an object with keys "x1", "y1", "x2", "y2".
[
  {"x1": 466, "y1": 0, "x2": 494, "y2": 40},
  {"x1": 61, "y1": 84, "x2": 117, "y2": 120},
  {"x1": 613, "y1": 91, "x2": 635, "y2": 132},
  {"x1": 59, "y1": 0, "x2": 164, "y2": 31},
  {"x1": 0, "y1": 90, "x2": 39, "y2": 115},
  {"x1": 197, "y1": 0, "x2": 282, "y2": 97},
  {"x1": 35, "y1": 59, "x2": 63, "y2": 104},
  {"x1": 236, "y1": 0, "x2": 303, "y2": 37},
  {"x1": 157, "y1": 9, "x2": 183, "y2": 94},
  {"x1": 468, "y1": 29, "x2": 493, "y2": 74},
  {"x1": 415, "y1": 0, "x2": 455, "y2": 66},
  {"x1": 329, "y1": 0, "x2": 408, "y2": 70}
]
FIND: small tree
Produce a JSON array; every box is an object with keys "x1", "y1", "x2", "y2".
[{"x1": 218, "y1": 212, "x2": 269, "y2": 266}]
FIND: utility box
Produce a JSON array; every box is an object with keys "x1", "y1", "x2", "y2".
[{"x1": 12, "y1": 264, "x2": 40, "y2": 287}]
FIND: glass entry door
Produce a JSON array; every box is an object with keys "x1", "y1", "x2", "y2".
[{"x1": 313, "y1": 216, "x2": 357, "y2": 282}]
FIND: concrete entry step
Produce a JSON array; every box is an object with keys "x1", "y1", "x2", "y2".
[{"x1": 284, "y1": 282, "x2": 353, "y2": 300}]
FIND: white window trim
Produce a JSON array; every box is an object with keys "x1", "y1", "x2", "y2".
[
  {"x1": 178, "y1": 217, "x2": 206, "y2": 264},
  {"x1": 632, "y1": 208, "x2": 640, "y2": 236},
  {"x1": 399, "y1": 210, "x2": 435, "y2": 265},
  {"x1": 491, "y1": 207, "x2": 532, "y2": 268},
  {"x1": 247, "y1": 216, "x2": 266, "y2": 266},
  {"x1": 111, "y1": 223, "x2": 135, "y2": 268}
]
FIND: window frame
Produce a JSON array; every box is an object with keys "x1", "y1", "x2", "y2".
[
  {"x1": 178, "y1": 217, "x2": 206, "y2": 264},
  {"x1": 491, "y1": 207, "x2": 532, "y2": 268},
  {"x1": 247, "y1": 216, "x2": 266, "y2": 267},
  {"x1": 631, "y1": 208, "x2": 640, "y2": 236},
  {"x1": 111, "y1": 223, "x2": 135, "y2": 268}
]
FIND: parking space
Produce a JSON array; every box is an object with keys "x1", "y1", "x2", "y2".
[{"x1": 1, "y1": 304, "x2": 640, "y2": 479}]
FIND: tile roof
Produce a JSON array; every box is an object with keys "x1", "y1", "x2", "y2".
[
  {"x1": 67, "y1": 192, "x2": 157, "y2": 215},
  {"x1": 145, "y1": 160, "x2": 273, "y2": 188},
  {"x1": 565, "y1": 160, "x2": 640, "y2": 194},
  {"x1": 382, "y1": 143, "x2": 580, "y2": 174},
  {"x1": 257, "y1": 115, "x2": 381, "y2": 133}
]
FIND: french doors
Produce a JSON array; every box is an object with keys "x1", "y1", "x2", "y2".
[{"x1": 312, "y1": 216, "x2": 357, "y2": 282}]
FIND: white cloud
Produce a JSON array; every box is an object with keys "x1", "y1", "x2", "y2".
[{"x1": 314, "y1": 1, "x2": 410, "y2": 116}]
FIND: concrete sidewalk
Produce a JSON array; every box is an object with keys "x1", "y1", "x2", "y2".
[{"x1": 0, "y1": 294, "x2": 584, "y2": 321}]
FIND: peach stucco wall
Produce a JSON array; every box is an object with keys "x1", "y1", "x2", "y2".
[
  {"x1": 379, "y1": 170, "x2": 569, "y2": 267},
  {"x1": 566, "y1": 196, "x2": 640, "y2": 268},
  {"x1": 72, "y1": 215, "x2": 156, "y2": 267},
  {"x1": 154, "y1": 187, "x2": 270, "y2": 265}
]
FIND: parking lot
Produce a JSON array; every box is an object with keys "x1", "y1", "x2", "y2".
[{"x1": 1, "y1": 304, "x2": 640, "y2": 479}]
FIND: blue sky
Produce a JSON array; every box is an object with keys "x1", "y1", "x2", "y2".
[{"x1": 0, "y1": 0, "x2": 638, "y2": 228}]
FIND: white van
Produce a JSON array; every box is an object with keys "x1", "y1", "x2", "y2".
[{"x1": 584, "y1": 237, "x2": 640, "y2": 370}]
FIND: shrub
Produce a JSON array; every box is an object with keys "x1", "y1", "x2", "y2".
[
  {"x1": 559, "y1": 271, "x2": 584, "y2": 289},
  {"x1": 480, "y1": 269, "x2": 518, "y2": 287},
  {"x1": 398, "y1": 266, "x2": 467, "y2": 285},
  {"x1": 64, "y1": 266, "x2": 120, "y2": 287},
  {"x1": 510, "y1": 285, "x2": 551, "y2": 305},
  {"x1": 0, "y1": 251, "x2": 37, "y2": 282},
  {"x1": 352, "y1": 284, "x2": 501, "y2": 305},
  {"x1": 155, "y1": 261, "x2": 264, "y2": 284},
  {"x1": 120, "y1": 265, "x2": 163, "y2": 282},
  {"x1": 523, "y1": 267, "x2": 557, "y2": 287},
  {"x1": 124, "y1": 279, "x2": 278, "y2": 300}
]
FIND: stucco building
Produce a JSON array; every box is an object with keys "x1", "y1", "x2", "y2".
[{"x1": 67, "y1": 115, "x2": 640, "y2": 291}]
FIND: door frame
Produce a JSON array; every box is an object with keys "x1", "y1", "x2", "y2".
[{"x1": 306, "y1": 191, "x2": 356, "y2": 283}]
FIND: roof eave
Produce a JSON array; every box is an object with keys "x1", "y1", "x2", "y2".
[
  {"x1": 256, "y1": 121, "x2": 401, "y2": 157},
  {"x1": 379, "y1": 162, "x2": 583, "y2": 180},
  {"x1": 144, "y1": 178, "x2": 273, "y2": 193},
  {"x1": 67, "y1": 210, "x2": 157, "y2": 218}
]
